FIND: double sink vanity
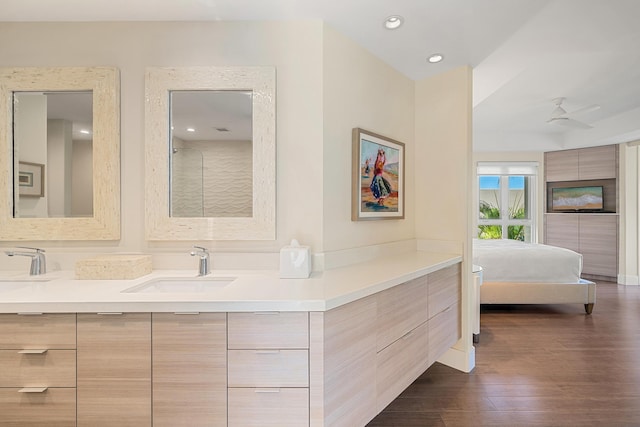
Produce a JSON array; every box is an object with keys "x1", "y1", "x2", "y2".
[{"x1": 0, "y1": 251, "x2": 462, "y2": 426}]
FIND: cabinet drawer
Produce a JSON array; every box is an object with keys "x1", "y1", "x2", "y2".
[
  {"x1": 376, "y1": 321, "x2": 428, "y2": 412},
  {"x1": 228, "y1": 387, "x2": 309, "y2": 427},
  {"x1": 376, "y1": 275, "x2": 427, "y2": 352},
  {"x1": 0, "y1": 313, "x2": 76, "y2": 349},
  {"x1": 228, "y1": 349, "x2": 308, "y2": 387},
  {"x1": 0, "y1": 387, "x2": 76, "y2": 425},
  {"x1": 228, "y1": 312, "x2": 308, "y2": 349},
  {"x1": 428, "y1": 302, "x2": 460, "y2": 366},
  {"x1": 0, "y1": 350, "x2": 76, "y2": 387},
  {"x1": 428, "y1": 263, "x2": 461, "y2": 319}
]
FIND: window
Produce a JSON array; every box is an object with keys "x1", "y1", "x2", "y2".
[{"x1": 477, "y1": 162, "x2": 537, "y2": 242}]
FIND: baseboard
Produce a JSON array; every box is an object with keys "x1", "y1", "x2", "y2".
[
  {"x1": 437, "y1": 345, "x2": 475, "y2": 373},
  {"x1": 618, "y1": 274, "x2": 640, "y2": 286}
]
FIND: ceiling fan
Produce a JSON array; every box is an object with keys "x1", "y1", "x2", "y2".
[{"x1": 547, "y1": 97, "x2": 600, "y2": 129}]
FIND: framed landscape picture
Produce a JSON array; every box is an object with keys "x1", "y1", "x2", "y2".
[{"x1": 351, "y1": 128, "x2": 404, "y2": 221}]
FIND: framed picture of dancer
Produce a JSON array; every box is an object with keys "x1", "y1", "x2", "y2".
[{"x1": 352, "y1": 128, "x2": 404, "y2": 221}]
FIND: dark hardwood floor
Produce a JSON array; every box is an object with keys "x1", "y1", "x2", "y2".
[{"x1": 368, "y1": 281, "x2": 640, "y2": 426}]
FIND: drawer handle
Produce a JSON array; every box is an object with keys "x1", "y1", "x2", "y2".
[
  {"x1": 254, "y1": 388, "x2": 280, "y2": 393},
  {"x1": 253, "y1": 312, "x2": 280, "y2": 316},
  {"x1": 19, "y1": 349, "x2": 48, "y2": 354},
  {"x1": 174, "y1": 312, "x2": 200, "y2": 315},
  {"x1": 19, "y1": 387, "x2": 48, "y2": 393},
  {"x1": 255, "y1": 350, "x2": 280, "y2": 355},
  {"x1": 97, "y1": 312, "x2": 123, "y2": 315},
  {"x1": 17, "y1": 312, "x2": 43, "y2": 316}
]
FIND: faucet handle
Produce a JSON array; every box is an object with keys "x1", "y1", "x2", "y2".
[
  {"x1": 16, "y1": 246, "x2": 45, "y2": 253},
  {"x1": 191, "y1": 246, "x2": 208, "y2": 256}
]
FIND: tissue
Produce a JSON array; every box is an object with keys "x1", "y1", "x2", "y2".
[{"x1": 280, "y1": 239, "x2": 312, "y2": 278}]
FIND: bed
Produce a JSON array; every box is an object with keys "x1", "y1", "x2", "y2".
[{"x1": 473, "y1": 238, "x2": 596, "y2": 314}]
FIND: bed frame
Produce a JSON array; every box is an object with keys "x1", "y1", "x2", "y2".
[{"x1": 480, "y1": 279, "x2": 596, "y2": 314}]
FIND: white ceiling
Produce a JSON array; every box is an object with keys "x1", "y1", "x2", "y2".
[{"x1": 4, "y1": 0, "x2": 640, "y2": 151}]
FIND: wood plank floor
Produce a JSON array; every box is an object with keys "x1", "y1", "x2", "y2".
[{"x1": 368, "y1": 281, "x2": 640, "y2": 426}]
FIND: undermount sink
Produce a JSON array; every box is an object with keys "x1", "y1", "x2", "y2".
[{"x1": 122, "y1": 276, "x2": 236, "y2": 293}]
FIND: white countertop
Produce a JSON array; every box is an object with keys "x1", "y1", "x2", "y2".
[{"x1": 0, "y1": 251, "x2": 461, "y2": 313}]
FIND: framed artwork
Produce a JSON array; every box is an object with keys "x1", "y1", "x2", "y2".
[
  {"x1": 18, "y1": 161, "x2": 44, "y2": 197},
  {"x1": 352, "y1": 128, "x2": 404, "y2": 221}
]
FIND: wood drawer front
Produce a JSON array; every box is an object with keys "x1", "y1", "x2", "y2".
[
  {"x1": 428, "y1": 263, "x2": 461, "y2": 319},
  {"x1": 376, "y1": 321, "x2": 429, "y2": 413},
  {"x1": 228, "y1": 312, "x2": 308, "y2": 349},
  {"x1": 428, "y1": 302, "x2": 460, "y2": 366},
  {"x1": 0, "y1": 350, "x2": 76, "y2": 387},
  {"x1": 228, "y1": 387, "x2": 309, "y2": 427},
  {"x1": 228, "y1": 349, "x2": 309, "y2": 387},
  {"x1": 376, "y1": 275, "x2": 428, "y2": 352},
  {"x1": 0, "y1": 313, "x2": 76, "y2": 350},
  {"x1": 0, "y1": 387, "x2": 76, "y2": 425}
]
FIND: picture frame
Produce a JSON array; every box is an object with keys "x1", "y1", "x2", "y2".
[
  {"x1": 18, "y1": 161, "x2": 44, "y2": 197},
  {"x1": 352, "y1": 128, "x2": 404, "y2": 221}
]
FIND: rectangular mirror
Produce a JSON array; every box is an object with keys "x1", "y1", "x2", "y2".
[
  {"x1": 170, "y1": 90, "x2": 253, "y2": 218},
  {"x1": 145, "y1": 66, "x2": 275, "y2": 240},
  {"x1": 13, "y1": 91, "x2": 94, "y2": 218},
  {"x1": 0, "y1": 67, "x2": 120, "y2": 240}
]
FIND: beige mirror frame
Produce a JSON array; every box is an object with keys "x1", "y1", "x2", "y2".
[
  {"x1": 0, "y1": 67, "x2": 120, "y2": 240},
  {"x1": 145, "y1": 66, "x2": 276, "y2": 241}
]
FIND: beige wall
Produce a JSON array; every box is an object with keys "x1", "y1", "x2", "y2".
[
  {"x1": 0, "y1": 21, "x2": 325, "y2": 268},
  {"x1": 472, "y1": 151, "x2": 545, "y2": 242},
  {"x1": 619, "y1": 143, "x2": 639, "y2": 284},
  {"x1": 321, "y1": 24, "x2": 415, "y2": 252}
]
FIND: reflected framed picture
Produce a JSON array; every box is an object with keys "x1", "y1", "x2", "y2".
[
  {"x1": 18, "y1": 161, "x2": 44, "y2": 197},
  {"x1": 352, "y1": 128, "x2": 404, "y2": 221}
]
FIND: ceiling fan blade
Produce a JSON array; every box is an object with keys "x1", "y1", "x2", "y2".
[
  {"x1": 550, "y1": 117, "x2": 593, "y2": 129},
  {"x1": 566, "y1": 104, "x2": 600, "y2": 117}
]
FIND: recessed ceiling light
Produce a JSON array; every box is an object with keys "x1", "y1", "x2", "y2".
[
  {"x1": 428, "y1": 53, "x2": 444, "y2": 63},
  {"x1": 384, "y1": 15, "x2": 404, "y2": 30},
  {"x1": 186, "y1": 127, "x2": 195, "y2": 132}
]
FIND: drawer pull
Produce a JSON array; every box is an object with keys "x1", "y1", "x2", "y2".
[
  {"x1": 17, "y1": 312, "x2": 43, "y2": 316},
  {"x1": 254, "y1": 388, "x2": 280, "y2": 393},
  {"x1": 19, "y1": 387, "x2": 48, "y2": 393},
  {"x1": 174, "y1": 312, "x2": 200, "y2": 315},
  {"x1": 255, "y1": 350, "x2": 281, "y2": 355},
  {"x1": 97, "y1": 312, "x2": 123, "y2": 315},
  {"x1": 253, "y1": 311, "x2": 280, "y2": 316},
  {"x1": 18, "y1": 349, "x2": 48, "y2": 354}
]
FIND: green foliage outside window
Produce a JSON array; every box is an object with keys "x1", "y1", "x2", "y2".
[{"x1": 478, "y1": 191, "x2": 526, "y2": 241}]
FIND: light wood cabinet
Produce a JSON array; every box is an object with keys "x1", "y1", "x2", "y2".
[
  {"x1": 152, "y1": 312, "x2": 227, "y2": 427},
  {"x1": 545, "y1": 214, "x2": 618, "y2": 279},
  {"x1": 0, "y1": 313, "x2": 77, "y2": 426},
  {"x1": 545, "y1": 144, "x2": 617, "y2": 182},
  {"x1": 77, "y1": 313, "x2": 151, "y2": 427},
  {"x1": 227, "y1": 311, "x2": 310, "y2": 427}
]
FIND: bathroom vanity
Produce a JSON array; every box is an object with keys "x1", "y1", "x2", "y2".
[{"x1": 0, "y1": 251, "x2": 462, "y2": 426}]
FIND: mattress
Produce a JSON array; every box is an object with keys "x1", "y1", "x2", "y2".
[{"x1": 472, "y1": 238, "x2": 583, "y2": 283}]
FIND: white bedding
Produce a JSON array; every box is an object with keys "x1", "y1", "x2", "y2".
[{"x1": 472, "y1": 238, "x2": 583, "y2": 284}]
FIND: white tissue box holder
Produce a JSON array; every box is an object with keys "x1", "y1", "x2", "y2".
[{"x1": 280, "y1": 241, "x2": 311, "y2": 279}]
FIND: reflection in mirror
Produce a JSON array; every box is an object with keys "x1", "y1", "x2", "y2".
[
  {"x1": 0, "y1": 67, "x2": 120, "y2": 241},
  {"x1": 13, "y1": 91, "x2": 94, "y2": 218},
  {"x1": 145, "y1": 66, "x2": 275, "y2": 240},
  {"x1": 170, "y1": 90, "x2": 253, "y2": 218}
]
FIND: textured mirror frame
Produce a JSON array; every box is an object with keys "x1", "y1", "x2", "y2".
[
  {"x1": 144, "y1": 66, "x2": 276, "y2": 240},
  {"x1": 0, "y1": 67, "x2": 120, "y2": 240}
]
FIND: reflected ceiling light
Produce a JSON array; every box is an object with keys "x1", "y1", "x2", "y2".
[
  {"x1": 384, "y1": 15, "x2": 404, "y2": 30},
  {"x1": 79, "y1": 129, "x2": 91, "y2": 134},
  {"x1": 186, "y1": 127, "x2": 195, "y2": 132},
  {"x1": 428, "y1": 53, "x2": 444, "y2": 63}
]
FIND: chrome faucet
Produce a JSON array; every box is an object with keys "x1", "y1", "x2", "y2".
[
  {"x1": 190, "y1": 246, "x2": 210, "y2": 276},
  {"x1": 4, "y1": 246, "x2": 47, "y2": 275}
]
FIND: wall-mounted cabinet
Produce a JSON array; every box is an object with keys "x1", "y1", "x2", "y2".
[
  {"x1": 544, "y1": 144, "x2": 619, "y2": 280},
  {"x1": 545, "y1": 144, "x2": 618, "y2": 182}
]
